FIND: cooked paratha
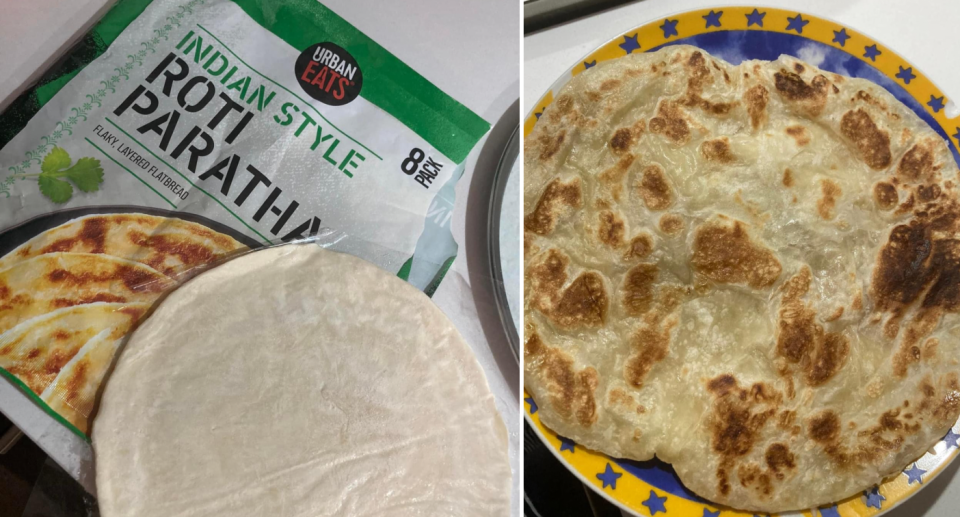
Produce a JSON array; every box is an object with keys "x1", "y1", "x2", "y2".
[
  {"x1": 0, "y1": 253, "x2": 173, "y2": 335},
  {"x1": 41, "y1": 328, "x2": 123, "y2": 434},
  {"x1": 0, "y1": 302, "x2": 147, "y2": 395},
  {"x1": 524, "y1": 45, "x2": 960, "y2": 512},
  {"x1": 0, "y1": 214, "x2": 246, "y2": 277}
]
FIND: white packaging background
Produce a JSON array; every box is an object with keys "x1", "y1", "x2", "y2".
[{"x1": 0, "y1": 0, "x2": 521, "y2": 514}]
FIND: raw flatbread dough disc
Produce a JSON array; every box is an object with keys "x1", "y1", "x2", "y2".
[{"x1": 93, "y1": 244, "x2": 510, "y2": 517}]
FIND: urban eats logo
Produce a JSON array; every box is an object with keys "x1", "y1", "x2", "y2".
[{"x1": 295, "y1": 43, "x2": 362, "y2": 106}]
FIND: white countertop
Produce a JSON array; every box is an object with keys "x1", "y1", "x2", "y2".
[
  {"x1": 525, "y1": 1, "x2": 960, "y2": 516},
  {"x1": 0, "y1": 0, "x2": 520, "y2": 515}
]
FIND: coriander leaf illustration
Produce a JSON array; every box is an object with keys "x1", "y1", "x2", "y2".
[
  {"x1": 18, "y1": 147, "x2": 105, "y2": 203},
  {"x1": 38, "y1": 175, "x2": 73, "y2": 203},
  {"x1": 64, "y1": 157, "x2": 105, "y2": 192},
  {"x1": 42, "y1": 146, "x2": 71, "y2": 172}
]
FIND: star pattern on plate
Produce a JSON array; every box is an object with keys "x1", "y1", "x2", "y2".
[
  {"x1": 786, "y1": 14, "x2": 809, "y2": 34},
  {"x1": 703, "y1": 10, "x2": 723, "y2": 28},
  {"x1": 864, "y1": 486, "x2": 886, "y2": 509},
  {"x1": 619, "y1": 33, "x2": 641, "y2": 54},
  {"x1": 953, "y1": 127, "x2": 960, "y2": 143},
  {"x1": 584, "y1": 60, "x2": 597, "y2": 69},
  {"x1": 863, "y1": 44, "x2": 882, "y2": 61},
  {"x1": 642, "y1": 490, "x2": 667, "y2": 515},
  {"x1": 896, "y1": 66, "x2": 916, "y2": 84},
  {"x1": 745, "y1": 9, "x2": 765, "y2": 27},
  {"x1": 904, "y1": 463, "x2": 926, "y2": 484},
  {"x1": 928, "y1": 95, "x2": 946, "y2": 113},
  {"x1": 833, "y1": 28, "x2": 850, "y2": 47},
  {"x1": 596, "y1": 463, "x2": 622, "y2": 489},
  {"x1": 818, "y1": 506, "x2": 841, "y2": 517},
  {"x1": 525, "y1": 396, "x2": 538, "y2": 413},
  {"x1": 559, "y1": 436, "x2": 576, "y2": 453},
  {"x1": 944, "y1": 428, "x2": 960, "y2": 449},
  {"x1": 660, "y1": 18, "x2": 679, "y2": 38},
  {"x1": 702, "y1": 508, "x2": 720, "y2": 517}
]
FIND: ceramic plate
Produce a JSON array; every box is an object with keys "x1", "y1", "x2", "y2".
[{"x1": 524, "y1": 7, "x2": 960, "y2": 517}]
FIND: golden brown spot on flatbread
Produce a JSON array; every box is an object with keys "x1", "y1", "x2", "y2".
[
  {"x1": 737, "y1": 463, "x2": 773, "y2": 497},
  {"x1": 525, "y1": 332, "x2": 599, "y2": 427},
  {"x1": 707, "y1": 375, "x2": 779, "y2": 497},
  {"x1": 874, "y1": 182, "x2": 898, "y2": 210},
  {"x1": 528, "y1": 249, "x2": 609, "y2": 330},
  {"x1": 598, "y1": 153, "x2": 635, "y2": 202},
  {"x1": 608, "y1": 121, "x2": 645, "y2": 156},
  {"x1": 598, "y1": 211, "x2": 625, "y2": 248},
  {"x1": 552, "y1": 273, "x2": 608, "y2": 329},
  {"x1": 776, "y1": 267, "x2": 850, "y2": 386},
  {"x1": 638, "y1": 164, "x2": 674, "y2": 210},
  {"x1": 774, "y1": 70, "x2": 830, "y2": 115},
  {"x1": 691, "y1": 218, "x2": 781, "y2": 288},
  {"x1": 0, "y1": 293, "x2": 30, "y2": 313},
  {"x1": 825, "y1": 306, "x2": 845, "y2": 322},
  {"x1": 0, "y1": 282, "x2": 9, "y2": 301},
  {"x1": 892, "y1": 310, "x2": 941, "y2": 377},
  {"x1": 537, "y1": 131, "x2": 566, "y2": 162},
  {"x1": 658, "y1": 214, "x2": 684, "y2": 235},
  {"x1": 41, "y1": 217, "x2": 108, "y2": 254},
  {"x1": 625, "y1": 321, "x2": 675, "y2": 388},
  {"x1": 808, "y1": 410, "x2": 841, "y2": 443},
  {"x1": 777, "y1": 410, "x2": 796, "y2": 430},
  {"x1": 745, "y1": 85, "x2": 769, "y2": 129},
  {"x1": 649, "y1": 102, "x2": 690, "y2": 144},
  {"x1": 794, "y1": 63, "x2": 805, "y2": 73},
  {"x1": 600, "y1": 79, "x2": 620, "y2": 91},
  {"x1": 622, "y1": 263, "x2": 658, "y2": 316},
  {"x1": 701, "y1": 137, "x2": 735, "y2": 163},
  {"x1": 840, "y1": 108, "x2": 892, "y2": 170},
  {"x1": 625, "y1": 233, "x2": 654, "y2": 260},
  {"x1": 918, "y1": 184, "x2": 942, "y2": 202},
  {"x1": 786, "y1": 125, "x2": 810, "y2": 146},
  {"x1": 782, "y1": 169, "x2": 794, "y2": 187},
  {"x1": 128, "y1": 232, "x2": 218, "y2": 276},
  {"x1": 765, "y1": 443, "x2": 796, "y2": 480},
  {"x1": 898, "y1": 141, "x2": 938, "y2": 182},
  {"x1": 524, "y1": 178, "x2": 583, "y2": 236},
  {"x1": 817, "y1": 179, "x2": 842, "y2": 220},
  {"x1": 62, "y1": 360, "x2": 89, "y2": 405},
  {"x1": 51, "y1": 293, "x2": 126, "y2": 308}
]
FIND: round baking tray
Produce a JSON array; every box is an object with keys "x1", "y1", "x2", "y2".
[{"x1": 489, "y1": 125, "x2": 521, "y2": 360}]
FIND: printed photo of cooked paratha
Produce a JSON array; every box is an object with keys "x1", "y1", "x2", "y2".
[
  {"x1": 524, "y1": 45, "x2": 960, "y2": 512},
  {"x1": 0, "y1": 212, "x2": 247, "y2": 433}
]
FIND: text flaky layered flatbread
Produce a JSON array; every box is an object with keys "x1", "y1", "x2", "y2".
[
  {"x1": 0, "y1": 253, "x2": 173, "y2": 335},
  {"x1": 0, "y1": 214, "x2": 246, "y2": 276},
  {"x1": 524, "y1": 45, "x2": 960, "y2": 511},
  {"x1": 0, "y1": 302, "x2": 147, "y2": 395}
]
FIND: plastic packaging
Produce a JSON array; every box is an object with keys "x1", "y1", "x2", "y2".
[{"x1": 0, "y1": 0, "x2": 489, "y2": 437}]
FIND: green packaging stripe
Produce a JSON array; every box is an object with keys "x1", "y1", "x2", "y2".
[{"x1": 11, "y1": 0, "x2": 489, "y2": 163}]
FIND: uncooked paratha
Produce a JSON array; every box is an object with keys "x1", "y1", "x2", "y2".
[
  {"x1": 94, "y1": 245, "x2": 510, "y2": 517},
  {"x1": 524, "y1": 45, "x2": 960, "y2": 511}
]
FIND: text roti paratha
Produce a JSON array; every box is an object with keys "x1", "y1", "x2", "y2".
[
  {"x1": 94, "y1": 244, "x2": 510, "y2": 517},
  {"x1": 524, "y1": 45, "x2": 960, "y2": 511}
]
